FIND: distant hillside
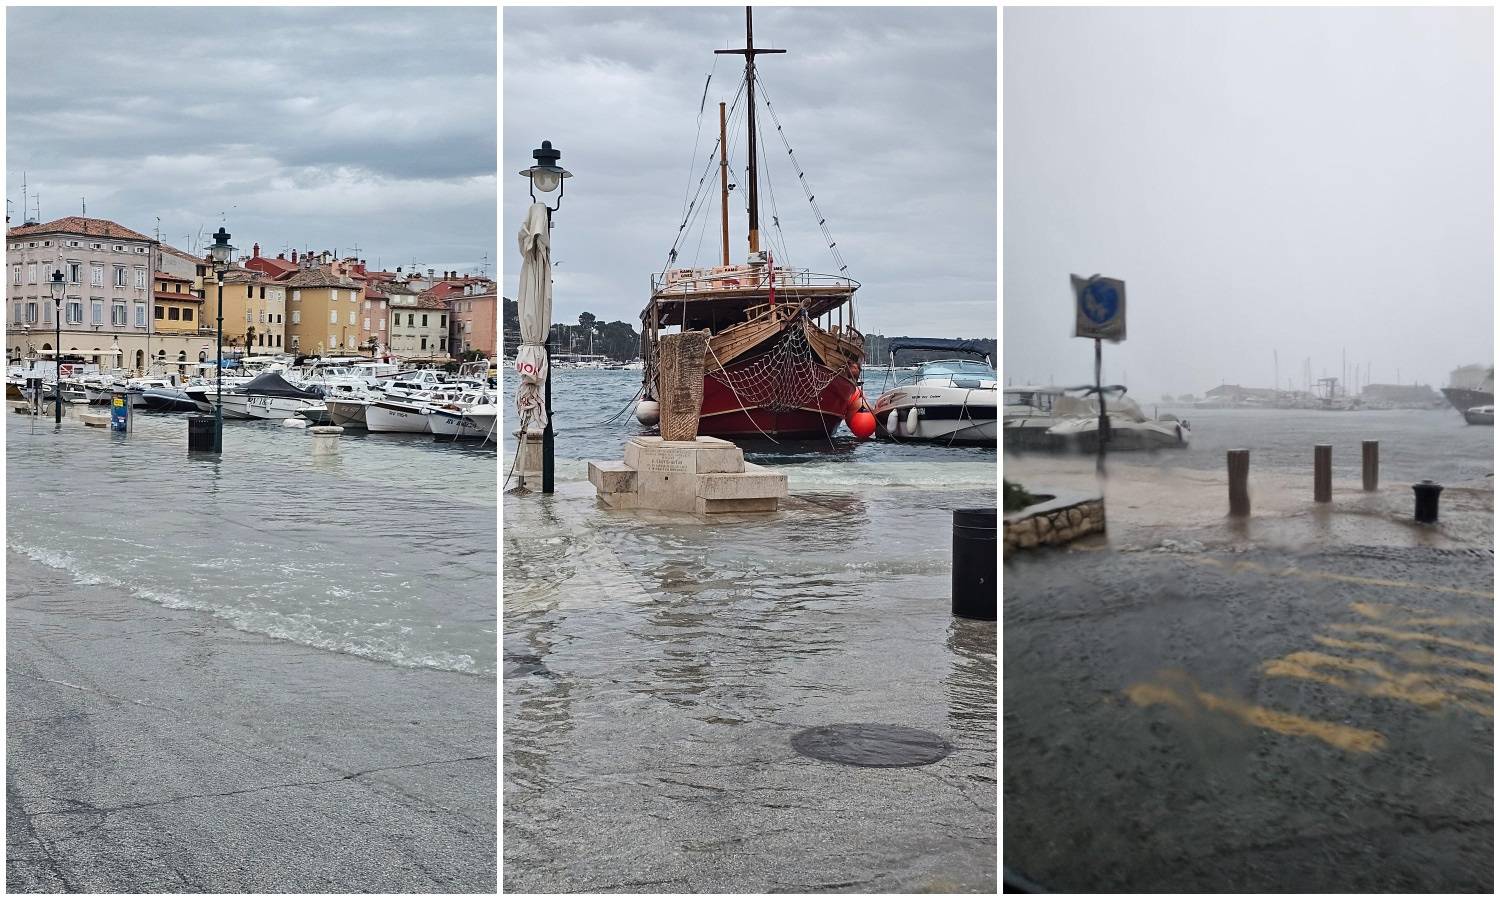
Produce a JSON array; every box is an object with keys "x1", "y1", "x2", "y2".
[{"x1": 863, "y1": 334, "x2": 996, "y2": 366}]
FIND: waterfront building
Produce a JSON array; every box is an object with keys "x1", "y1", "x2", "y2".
[
  {"x1": 360, "y1": 280, "x2": 392, "y2": 356},
  {"x1": 282, "y1": 265, "x2": 364, "y2": 356},
  {"x1": 6, "y1": 216, "x2": 157, "y2": 370},
  {"x1": 146, "y1": 270, "x2": 209, "y2": 373},
  {"x1": 451, "y1": 283, "x2": 497, "y2": 357},
  {"x1": 388, "y1": 281, "x2": 448, "y2": 360}
]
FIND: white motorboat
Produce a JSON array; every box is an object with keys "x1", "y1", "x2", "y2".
[
  {"x1": 1003, "y1": 384, "x2": 1069, "y2": 450},
  {"x1": 1041, "y1": 392, "x2": 1191, "y2": 451},
  {"x1": 214, "y1": 371, "x2": 326, "y2": 420},
  {"x1": 366, "y1": 387, "x2": 465, "y2": 433},
  {"x1": 1463, "y1": 404, "x2": 1493, "y2": 426},
  {"x1": 463, "y1": 404, "x2": 497, "y2": 444},
  {"x1": 427, "y1": 390, "x2": 497, "y2": 441},
  {"x1": 871, "y1": 342, "x2": 998, "y2": 445},
  {"x1": 324, "y1": 396, "x2": 374, "y2": 428}
]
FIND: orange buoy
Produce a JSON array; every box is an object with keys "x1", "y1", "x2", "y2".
[
  {"x1": 847, "y1": 409, "x2": 877, "y2": 439},
  {"x1": 846, "y1": 389, "x2": 866, "y2": 418}
]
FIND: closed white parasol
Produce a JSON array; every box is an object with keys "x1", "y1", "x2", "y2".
[{"x1": 515, "y1": 202, "x2": 551, "y2": 433}]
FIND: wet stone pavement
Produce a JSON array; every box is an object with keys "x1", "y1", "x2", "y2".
[
  {"x1": 1004, "y1": 544, "x2": 1493, "y2": 892},
  {"x1": 503, "y1": 483, "x2": 998, "y2": 893}
]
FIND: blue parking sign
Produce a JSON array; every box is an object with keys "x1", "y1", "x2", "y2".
[{"x1": 1072, "y1": 274, "x2": 1126, "y2": 341}]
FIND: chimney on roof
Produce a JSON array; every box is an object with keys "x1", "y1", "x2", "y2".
[
  {"x1": 290, "y1": 249, "x2": 297, "y2": 264},
  {"x1": 428, "y1": 268, "x2": 435, "y2": 278},
  {"x1": 396, "y1": 266, "x2": 402, "y2": 273},
  {"x1": 252, "y1": 242, "x2": 260, "y2": 258}
]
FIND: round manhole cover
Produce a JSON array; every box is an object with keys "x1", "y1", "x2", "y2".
[{"x1": 791, "y1": 723, "x2": 952, "y2": 767}]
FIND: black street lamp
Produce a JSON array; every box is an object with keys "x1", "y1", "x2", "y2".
[
  {"x1": 48, "y1": 270, "x2": 65, "y2": 425},
  {"x1": 208, "y1": 227, "x2": 235, "y2": 453},
  {"x1": 519, "y1": 140, "x2": 571, "y2": 494}
]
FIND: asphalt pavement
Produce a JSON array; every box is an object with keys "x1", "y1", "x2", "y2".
[
  {"x1": 6, "y1": 551, "x2": 496, "y2": 893},
  {"x1": 1004, "y1": 543, "x2": 1493, "y2": 892}
]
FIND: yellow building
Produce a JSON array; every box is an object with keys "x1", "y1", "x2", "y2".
[
  {"x1": 283, "y1": 267, "x2": 363, "y2": 356},
  {"x1": 153, "y1": 271, "x2": 205, "y2": 335},
  {"x1": 205, "y1": 268, "x2": 288, "y2": 356}
]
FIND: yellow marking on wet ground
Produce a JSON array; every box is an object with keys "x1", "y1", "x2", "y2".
[
  {"x1": 1266, "y1": 650, "x2": 1492, "y2": 696},
  {"x1": 1261, "y1": 657, "x2": 1492, "y2": 718},
  {"x1": 1189, "y1": 557, "x2": 1494, "y2": 599},
  {"x1": 1311, "y1": 635, "x2": 1495, "y2": 676},
  {"x1": 1125, "y1": 673, "x2": 1387, "y2": 753},
  {"x1": 1329, "y1": 624, "x2": 1493, "y2": 657}
]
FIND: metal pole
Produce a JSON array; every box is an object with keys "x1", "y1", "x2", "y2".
[
  {"x1": 54, "y1": 300, "x2": 61, "y2": 425},
  {"x1": 215, "y1": 272, "x2": 224, "y2": 453},
  {"x1": 1095, "y1": 337, "x2": 1106, "y2": 474},
  {"x1": 542, "y1": 207, "x2": 554, "y2": 494}
]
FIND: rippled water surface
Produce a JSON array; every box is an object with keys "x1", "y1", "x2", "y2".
[
  {"x1": 7, "y1": 409, "x2": 497, "y2": 675},
  {"x1": 501, "y1": 369, "x2": 999, "y2": 890}
]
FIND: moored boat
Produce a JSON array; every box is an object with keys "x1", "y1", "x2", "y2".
[
  {"x1": 638, "y1": 7, "x2": 863, "y2": 440},
  {"x1": 1463, "y1": 404, "x2": 1493, "y2": 426},
  {"x1": 872, "y1": 341, "x2": 998, "y2": 445}
]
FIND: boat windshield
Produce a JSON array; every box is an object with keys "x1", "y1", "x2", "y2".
[{"x1": 917, "y1": 359, "x2": 995, "y2": 379}]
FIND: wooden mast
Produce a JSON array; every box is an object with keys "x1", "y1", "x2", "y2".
[
  {"x1": 718, "y1": 101, "x2": 730, "y2": 267},
  {"x1": 716, "y1": 6, "x2": 783, "y2": 258}
]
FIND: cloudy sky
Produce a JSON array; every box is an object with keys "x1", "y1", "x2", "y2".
[
  {"x1": 1005, "y1": 7, "x2": 1492, "y2": 398},
  {"x1": 504, "y1": 5, "x2": 996, "y2": 337},
  {"x1": 7, "y1": 6, "x2": 496, "y2": 276}
]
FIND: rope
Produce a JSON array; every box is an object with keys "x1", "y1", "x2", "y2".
[
  {"x1": 705, "y1": 340, "x2": 780, "y2": 445},
  {"x1": 659, "y1": 77, "x2": 747, "y2": 282},
  {"x1": 757, "y1": 75, "x2": 849, "y2": 274}
]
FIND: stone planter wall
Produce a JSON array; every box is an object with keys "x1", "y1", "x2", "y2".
[{"x1": 1004, "y1": 492, "x2": 1106, "y2": 555}]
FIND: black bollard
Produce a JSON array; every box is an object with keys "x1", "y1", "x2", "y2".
[
  {"x1": 952, "y1": 508, "x2": 997, "y2": 620},
  {"x1": 187, "y1": 415, "x2": 216, "y2": 452},
  {"x1": 1314, "y1": 444, "x2": 1332, "y2": 503},
  {"x1": 1227, "y1": 449, "x2": 1250, "y2": 517},
  {"x1": 1413, "y1": 480, "x2": 1443, "y2": 523}
]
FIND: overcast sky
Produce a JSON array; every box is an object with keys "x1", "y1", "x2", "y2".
[
  {"x1": 7, "y1": 6, "x2": 496, "y2": 276},
  {"x1": 503, "y1": 5, "x2": 996, "y2": 337},
  {"x1": 1005, "y1": 6, "x2": 1493, "y2": 397}
]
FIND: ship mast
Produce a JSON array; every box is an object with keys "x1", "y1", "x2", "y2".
[
  {"x1": 718, "y1": 101, "x2": 731, "y2": 266},
  {"x1": 716, "y1": 6, "x2": 783, "y2": 258}
]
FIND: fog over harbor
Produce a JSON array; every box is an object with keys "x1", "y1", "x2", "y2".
[{"x1": 1003, "y1": 6, "x2": 1493, "y2": 399}]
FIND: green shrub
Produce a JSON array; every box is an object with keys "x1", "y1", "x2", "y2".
[{"x1": 1003, "y1": 479, "x2": 1037, "y2": 512}]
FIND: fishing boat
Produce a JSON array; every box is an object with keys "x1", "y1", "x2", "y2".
[
  {"x1": 464, "y1": 403, "x2": 498, "y2": 444},
  {"x1": 214, "y1": 371, "x2": 325, "y2": 420},
  {"x1": 871, "y1": 340, "x2": 998, "y2": 445},
  {"x1": 637, "y1": 6, "x2": 863, "y2": 439},
  {"x1": 427, "y1": 389, "x2": 497, "y2": 441}
]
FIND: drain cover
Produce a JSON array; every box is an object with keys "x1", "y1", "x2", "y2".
[{"x1": 791, "y1": 723, "x2": 952, "y2": 767}]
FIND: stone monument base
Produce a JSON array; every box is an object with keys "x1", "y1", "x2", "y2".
[
  {"x1": 588, "y1": 436, "x2": 787, "y2": 514},
  {"x1": 515, "y1": 430, "x2": 543, "y2": 491}
]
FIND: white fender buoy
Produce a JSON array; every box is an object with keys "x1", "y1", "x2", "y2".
[
  {"x1": 635, "y1": 399, "x2": 660, "y2": 426},
  {"x1": 886, "y1": 409, "x2": 900, "y2": 435},
  {"x1": 906, "y1": 406, "x2": 920, "y2": 434},
  {"x1": 282, "y1": 418, "x2": 307, "y2": 428}
]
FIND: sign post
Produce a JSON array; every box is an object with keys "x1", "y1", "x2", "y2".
[{"x1": 1071, "y1": 274, "x2": 1126, "y2": 473}]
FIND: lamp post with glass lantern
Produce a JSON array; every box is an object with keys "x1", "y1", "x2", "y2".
[
  {"x1": 48, "y1": 270, "x2": 65, "y2": 424},
  {"x1": 519, "y1": 140, "x2": 571, "y2": 494},
  {"x1": 208, "y1": 227, "x2": 235, "y2": 453}
]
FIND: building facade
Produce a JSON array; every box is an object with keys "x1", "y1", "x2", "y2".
[
  {"x1": 283, "y1": 266, "x2": 363, "y2": 356},
  {"x1": 450, "y1": 284, "x2": 496, "y2": 357},
  {"x1": 6, "y1": 216, "x2": 158, "y2": 370},
  {"x1": 387, "y1": 287, "x2": 450, "y2": 361}
]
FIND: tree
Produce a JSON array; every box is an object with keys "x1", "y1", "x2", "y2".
[{"x1": 578, "y1": 311, "x2": 597, "y2": 333}]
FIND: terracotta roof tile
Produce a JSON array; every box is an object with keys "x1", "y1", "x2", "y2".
[
  {"x1": 283, "y1": 268, "x2": 360, "y2": 289},
  {"x1": 7, "y1": 216, "x2": 155, "y2": 243}
]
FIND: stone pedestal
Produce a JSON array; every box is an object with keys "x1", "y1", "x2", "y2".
[
  {"x1": 516, "y1": 430, "x2": 544, "y2": 491},
  {"x1": 588, "y1": 436, "x2": 787, "y2": 514}
]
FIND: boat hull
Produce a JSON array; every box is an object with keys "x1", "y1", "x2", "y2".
[
  {"x1": 218, "y1": 394, "x2": 316, "y2": 420},
  {"x1": 1442, "y1": 387, "x2": 1494, "y2": 414},
  {"x1": 428, "y1": 408, "x2": 491, "y2": 440},
  {"x1": 1463, "y1": 406, "x2": 1493, "y2": 426},
  {"x1": 324, "y1": 398, "x2": 369, "y2": 428},
  {"x1": 873, "y1": 386, "x2": 998, "y2": 445},
  {"x1": 366, "y1": 402, "x2": 430, "y2": 433}
]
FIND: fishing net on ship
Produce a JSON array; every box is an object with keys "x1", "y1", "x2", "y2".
[{"x1": 707, "y1": 318, "x2": 843, "y2": 413}]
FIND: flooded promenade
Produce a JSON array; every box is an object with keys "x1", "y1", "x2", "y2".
[
  {"x1": 6, "y1": 410, "x2": 497, "y2": 892},
  {"x1": 1004, "y1": 408, "x2": 1493, "y2": 892},
  {"x1": 503, "y1": 372, "x2": 998, "y2": 893}
]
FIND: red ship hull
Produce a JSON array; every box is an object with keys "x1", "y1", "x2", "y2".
[{"x1": 697, "y1": 365, "x2": 858, "y2": 439}]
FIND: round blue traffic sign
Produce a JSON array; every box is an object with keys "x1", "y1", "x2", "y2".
[{"x1": 1081, "y1": 281, "x2": 1119, "y2": 325}]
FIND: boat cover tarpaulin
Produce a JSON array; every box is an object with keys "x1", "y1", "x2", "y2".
[
  {"x1": 887, "y1": 338, "x2": 990, "y2": 357},
  {"x1": 514, "y1": 203, "x2": 551, "y2": 433},
  {"x1": 239, "y1": 371, "x2": 323, "y2": 399}
]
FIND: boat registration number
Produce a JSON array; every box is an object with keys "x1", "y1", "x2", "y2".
[{"x1": 249, "y1": 396, "x2": 274, "y2": 409}]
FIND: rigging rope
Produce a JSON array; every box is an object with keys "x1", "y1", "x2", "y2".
[
  {"x1": 755, "y1": 76, "x2": 850, "y2": 274},
  {"x1": 705, "y1": 312, "x2": 845, "y2": 415},
  {"x1": 659, "y1": 77, "x2": 747, "y2": 281}
]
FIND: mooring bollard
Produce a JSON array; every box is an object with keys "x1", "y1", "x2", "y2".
[
  {"x1": 1413, "y1": 480, "x2": 1443, "y2": 523},
  {"x1": 1314, "y1": 444, "x2": 1332, "y2": 503},
  {"x1": 952, "y1": 508, "x2": 997, "y2": 621},
  {"x1": 1227, "y1": 449, "x2": 1250, "y2": 517},
  {"x1": 1362, "y1": 440, "x2": 1379, "y2": 492},
  {"x1": 187, "y1": 415, "x2": 216, "y2": 451},
  {"x1": 309, "y1": 425, "x2": 344, "y2": 456}
]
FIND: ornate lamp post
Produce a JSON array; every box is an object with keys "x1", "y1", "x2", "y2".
[
  {"x1": 48, "y1": 270, "x2": 65, "y2": 424},
  {"x1": 519, "y1": 140, "x2": 571, "y2": 494},
  {"x1": 208, "y1": 227, "x2": 235, "y2": 453}
]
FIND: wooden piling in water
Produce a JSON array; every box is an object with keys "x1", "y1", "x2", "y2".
[
  {"x1": 1228, "y1": 449, "x2": 1250, "y2": 517},
  {"x1": 1314, "y1": 444, "x2": 1332, "y2": 503},
  {"x1": 1362, "y1": 440, "x2": 1379, "y2": 492}
]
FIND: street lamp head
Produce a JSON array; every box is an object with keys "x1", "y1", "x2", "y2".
[
  {"x1": 520, "y1": 140, "x2": 572, "y2": 205},
  {"x1": 48, "y1": 269, "x2": 65, "y2": 303},
  {"x1": 209, "y1": 227, "x2": 235, "y2": 269}
]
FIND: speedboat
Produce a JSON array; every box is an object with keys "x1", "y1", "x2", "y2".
[
  {"x1": 1463, "y1": 405, "x2": 1493, "y2": 426},
  {"x1": 871, "y1": 341, "x2": 998, "y2": 445},
  {"x1": 1003, "y1": 384, "x2": 1068, "y2": 450},
  {"x1": 1040, "y1": 391, "x2": 1190, "y2": 451},
  {"x1": 214, "y1": 371, "x2": 325, "y2": 420},
  {"x1": 427, "y1": 390, "x2": 497, "y2": 441}
]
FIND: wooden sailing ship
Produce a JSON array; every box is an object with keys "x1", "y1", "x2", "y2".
[{"x1": 640, "y1": 6, "x2": 864, "y2": 439}]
